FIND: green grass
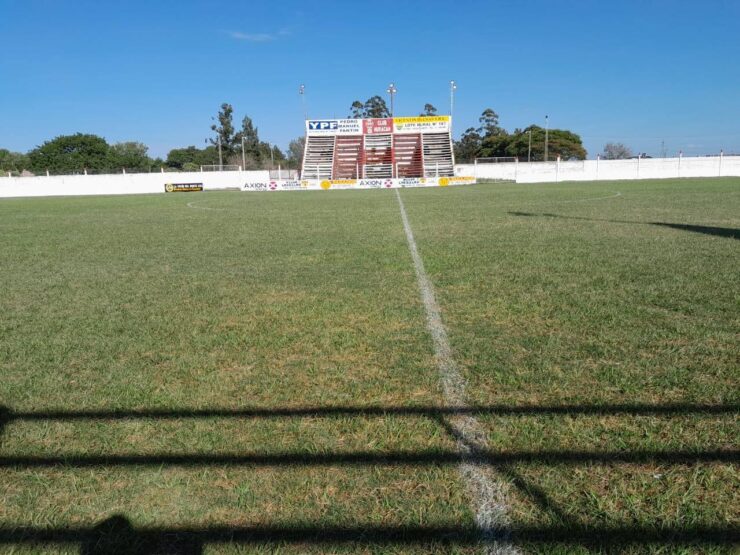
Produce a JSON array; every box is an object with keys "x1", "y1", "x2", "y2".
[{"x1": 0, "y1": 178, "x2": 738, "y2": 553}]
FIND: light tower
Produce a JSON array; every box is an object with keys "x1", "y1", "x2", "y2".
[
  {"x1": 386, "y1": 82, "x2": 397, "y2": 117},
  {"x1": 299, "y1": 84, "x2": 306, "y2": 120}
]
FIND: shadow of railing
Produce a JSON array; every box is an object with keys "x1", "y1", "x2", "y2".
[
  {"x1": 507, "y1": 211, "x2": 740, "y2": 240},
  {"x1": 2, "y1": 518, "x2": 738, "y2": 553},
  {"x1": 3, "y1": 401, "x2": 737, "y2": 422},
  {"x1": 0, "y1": 401, "x2": 737, "y2": 552}
]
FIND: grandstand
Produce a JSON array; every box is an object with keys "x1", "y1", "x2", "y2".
[{"x1": 302, "y1": 116, "x2": 455, "y2": 180}]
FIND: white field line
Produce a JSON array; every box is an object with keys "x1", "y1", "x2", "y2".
[
  {"x1": 186, "y1": 201, "x2": 225, "y2": 211},
  {"x1": 553, "y1": 191, "x2": 622, "y2": 203},
  {"x1": 394, "y1": 189, "x2": 518, "y2": 555}
]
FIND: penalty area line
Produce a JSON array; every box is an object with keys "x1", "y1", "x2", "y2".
[{"x1": 394, "y1": 189, "x2": 519, "y2": 555}]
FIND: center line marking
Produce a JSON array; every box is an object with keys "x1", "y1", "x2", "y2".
[{"x1": 395, "y1": 189, "x2": 518, "y2": 554}]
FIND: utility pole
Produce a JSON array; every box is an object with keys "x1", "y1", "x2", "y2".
[
  {"x1": 527, "y1": 130, "x2": 532, "y2": 162},
  {"x1": 544, "y1": 115, "x2": 549, "y2": 162},
  {"x1": 386, "y1": 82, "x2": 397, "y2": 117},
  {"x1": 299, "y1": 84, "x2": 307, "y2": 120}
]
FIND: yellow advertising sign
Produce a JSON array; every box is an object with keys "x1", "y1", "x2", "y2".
[
  {"x1": 393, "y1": 116, "x2": 451, "y2": 134},
  {"x1": 393, "y1": 116, "x2": 451, "y2": 124}
]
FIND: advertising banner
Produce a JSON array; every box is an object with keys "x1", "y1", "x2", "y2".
[
  {"x1": 393, "y1": 116, "x2": 451, "y2": 134},
  {"x1": 165, "y1": 183, "x2": 203, "y2": 192},
  {"x1": 306, "y1": 119, "x2": 362, "y2": 136},
  {"x1": 306, "y1": 116, "x2": 451, "y2": 136},
  {"x1": 363, "y1": 118, "x2": 394, "y2": 134},
  {"x1": 243, "y1": 176, "x2": 475, "y2": 192}
]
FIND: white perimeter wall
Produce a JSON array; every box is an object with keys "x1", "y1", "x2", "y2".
[
  {"x1": 2, "y1": 156, "x2": 739, "y2": 199},
  {"x1": 455, "y1": 155, "x2": 740, "y2": 183},
  {"x1": 0, "y1": 170, "x2": 269, "y2": 198}
]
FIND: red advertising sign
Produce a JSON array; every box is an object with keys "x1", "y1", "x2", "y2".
[{"x1": 363, "y1": 118, "x2": 394, "y2": 134}]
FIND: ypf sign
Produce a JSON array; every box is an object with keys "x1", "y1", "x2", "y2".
[{"x1": 306, "y1": 119, "x2": 362, "y2": 135}]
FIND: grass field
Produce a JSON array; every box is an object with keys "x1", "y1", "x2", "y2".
[{"x1": 0, "y1": 177, "x2": 738, "y2": 554}]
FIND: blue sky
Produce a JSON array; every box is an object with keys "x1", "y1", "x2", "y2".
[{"x1": 1, "y1": 0, "x2": 739, "y2": 159}]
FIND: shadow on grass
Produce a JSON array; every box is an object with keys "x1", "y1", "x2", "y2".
[
  {"x1": 0, "y1": 402, "x2": 738, "y2": 552},
  {"x1": 508, "y1": 211, "x2": 740, "y2": 240},
  {"x1": 4, "y1": 517, "x2": 739, "y2": 553}
]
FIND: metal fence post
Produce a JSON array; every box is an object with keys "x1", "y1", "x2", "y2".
[{"x1": 678, "y1": 151, "x2": 682, "y2": 178}]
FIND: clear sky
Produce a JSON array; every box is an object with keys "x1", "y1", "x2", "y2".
[{"x1": 1, "y1": 0, "x2": 739, "y2": 159}]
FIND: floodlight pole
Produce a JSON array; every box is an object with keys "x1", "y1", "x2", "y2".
[
  {"x1": 386, "y1": 82, "x2": 397, "y2": 117},
  {"x1": 527, "y1": 130, "x2": 532, "y2": 162},
  {"x1": 544, "y1": 115, "x2": 549, "y2": 162},
  {"x1": 299, "y1": 84, "x2": 307, "y2": 120},
  {"x1": 450, "y1": 80, "x2": 456, "y2": 119},
  {"x1": 241, "y1": 136, "x2": 246, "y2": 170}
]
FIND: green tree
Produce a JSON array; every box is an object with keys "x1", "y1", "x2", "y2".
[
  {"x1": 349, "y1": 101, "x2": 364, "y2": 119},
  {"x1": 165, "y1": 146, "x2": 219, "y2": 169},
  {"x1": 287, "y1": 136, "x2": 305, "y2": 169},
  {"x1": 478, "y1": 108, "x2": 504, "y2": 137},
  {"x1": 210, "y1": 103, "x2": 238, "y2": 156},
  {"x1": 230, "y1": 115, "x2": 264, "y2": 169},
  {"x1": 348, "y1": 96, "x2": 391, "y2": 119},
  {"x1": 110, "y1": 142, "x2": 152, "y2": 171},
  {"x1": 420, "y1": 103, "x2": 437, "y2": 116},
  {"x1": 254, "y1": 141, "x2": 285, "y2": 169},
  {"x1": 28, "y1": 134, "x2": 113, "y2": 173},
  {"x1": 454, "y1": 128, "x2": 483, "y2": 163},
  {"x1": 479, "y1": 132, "x2": 511, "y2": 158},
  {"x1": 544, "y1": 128, "x2": 587, "y2": 160},
  {"x1": 363, "y1": 95, "x2": 390, "y2": 118},
  {"x1": 0, "y1": 149, "x2": 29, "y2": 174},
  {"x1": 501, "y1": 126, "x2": 587, "y2": 161}
]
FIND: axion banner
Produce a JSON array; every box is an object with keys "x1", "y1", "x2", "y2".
[{"x1": 306, "y1": 116, "x2": 451, "y2": 136}]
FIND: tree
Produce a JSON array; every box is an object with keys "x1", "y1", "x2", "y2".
[
  {"x1": 478, "y1": 108, "x2": 503, "y2": 137},
  {"x1": 545, "y1": 129, "x2": 587, "y2": 160},
  {"x1": 503, "y1": 126, "x2": 586, "y2": 161},
  {"x1": 349, "y1": 101, "x2": 364, "y2": 119},
  {"x1": 0, "y1": 149, "x2": 29, "y2": 173},
  {"x1": 287, "y1": 136, "x2": 305, "y2": 169},
  {"x1": 363, "y1": 96, "x2": 390, "y2": 118},
  {"x1": 479, "y1": 132, "x2": 511, "y2": 158},
  {"x1": 165, "y1": 146, "x2": 219, "y2": 169},
  {"x1": 454, "y1": 128, "x2": 483, "y2": 163},
  {"x1": 602, "y1": 142, "x2": 632, "y2": 160},
  {"x1": 210, "y1": 103, "x2": 238, "y2": 156},
  {"x1": 347, "y1": 96, "x2": 391, "y2": 119},
  {"x1": 110, "y1": 142, "x2": 152, "y2": 171},
  {"x1": 28, "y1": 134, "x2": 113, "y2": 173},
  {"x1": 255, "y1": 141, "x2": 285, "y2": 169},
  {"x1": 232, "y1": 115, "x2": 263, "y2": 169},
  {"x1": 420, "y1": 103, "x2": 437, "y2": 116}
]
